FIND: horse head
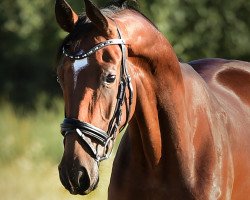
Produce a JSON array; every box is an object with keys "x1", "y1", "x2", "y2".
[
  {"x1": 55, "y1": 1, "x2": 250, "y2": 199},
  {"x1": 55, "y1": 0, "x2": 135, "y2": 195}
]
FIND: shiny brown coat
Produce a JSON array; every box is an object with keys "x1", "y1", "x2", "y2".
[{"x1": 55, "y1": 0, "x2": 250, "y2": 199}]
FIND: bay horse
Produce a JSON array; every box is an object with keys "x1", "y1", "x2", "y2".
[{"x1": 55, "y1": 0, "x2": 250, "y2": 199}]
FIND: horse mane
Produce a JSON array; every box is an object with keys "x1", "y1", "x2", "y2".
[
  {"x1": 111, "y1": 0, "x2": 137, "y2": 7},
  {"x1": 76, "y1": 0, "x2": 138, "y2": 20},
  {"x1": 102, "y1": 0, "x2": 139, "y2": 15},
  {"x1": 78, "y1": 0, "x2": 157, "y2": 29}
]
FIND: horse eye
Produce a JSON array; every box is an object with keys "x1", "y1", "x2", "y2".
[
  {"x1": 105, "y1": 74, "x2": 116, "y2": 83},
  {"x1": 102, "y1": 51, "x2": 112, "y2": 62}
]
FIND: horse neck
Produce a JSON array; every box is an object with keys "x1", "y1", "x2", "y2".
[{"x1": 118, "y1": 12, "x2": 191, "y2": 171}]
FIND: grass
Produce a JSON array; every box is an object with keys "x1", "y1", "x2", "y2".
[{"x1": 0, "y1": 98, "x2": 118, "y2": 200}]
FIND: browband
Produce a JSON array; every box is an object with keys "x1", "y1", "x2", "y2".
[{"x1": 62, "y1": 39, "x2": 125, "y2": 60}]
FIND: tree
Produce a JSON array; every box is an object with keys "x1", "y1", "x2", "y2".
[
  {"x1": 145, "y1": 0, "x2": 250, "y2": 61},
  {"x1": 0, "y1": 0, "x2": 63, "y2": 108},
  {"x1": 0, "y1": 0, "x2": 249, "y2": 109}
]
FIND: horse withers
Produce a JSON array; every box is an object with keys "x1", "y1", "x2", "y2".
[{"x1": 55, "y1": 0, "x2": 250, "y2": 199}]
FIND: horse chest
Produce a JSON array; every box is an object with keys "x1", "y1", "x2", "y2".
[
  {"x1": 109, "y1": 168, "x2": 193, "y2": 200},
  {"x1": 109, "y1": 149, "x2": 194, "y2": 200}
]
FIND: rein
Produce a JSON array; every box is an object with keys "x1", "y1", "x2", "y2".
[{"x1": 60, "y1": 22, "x2": 133, "y2": 163}]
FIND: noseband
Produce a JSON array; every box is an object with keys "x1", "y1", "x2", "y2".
[{"x1": 60, "y1": 22, "x2": 133, "y2": 163}]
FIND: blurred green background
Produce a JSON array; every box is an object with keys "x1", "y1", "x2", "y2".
[{"x1": 0, "y1": 0, "x2": 249, "y2": 199}]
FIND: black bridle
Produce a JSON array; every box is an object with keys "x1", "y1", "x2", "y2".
[{"x1": 60, "y1": 22, "x2": 133, "y2": 163}]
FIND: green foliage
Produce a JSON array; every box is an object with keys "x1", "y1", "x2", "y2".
[
  {"x1": 147, "y1": 0, "x2": 250, "y2": 61},
  {"x1": 0, "y1": 100, "x2": 116, "y2": 200},
  {"x1": 0, "y1": 1, "x2": 249, "y2": 199},
  {"x1": 0, "y1": 0, "x2": 249, "y2": 107},
  {"x1": 0, "y1": 0, "x2": 61, "y2": 108},
  {"x1": 0, "y1": 98, "x2": 64, "y2": 164}
]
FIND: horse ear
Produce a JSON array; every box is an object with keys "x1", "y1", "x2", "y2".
[
  {"x1": 55, "y1": 0, "x2": 79, "y2": 32},
  {"x1": 84, "y1": 0, "x2": 111, "y2": 35}
]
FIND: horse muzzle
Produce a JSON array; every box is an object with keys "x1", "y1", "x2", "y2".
[{"x1": 58, "y1": 161, "x2": 99, "y2": 195}]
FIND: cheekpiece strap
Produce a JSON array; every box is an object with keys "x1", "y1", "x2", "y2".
[{"x1": 60, "y1": 21, "x2": 133, "y2": 162}]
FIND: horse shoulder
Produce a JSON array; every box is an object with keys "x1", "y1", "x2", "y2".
[
  {"x1": 186, "y1": 59, "x2": 250, "y2": 199},
  {"x1": 180, "y1": 61, "x2": 234, "y2": 199}
]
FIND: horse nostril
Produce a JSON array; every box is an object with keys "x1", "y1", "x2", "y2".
[
  {"x1": 78, "y1": 168, "x2": 90, "y2": 192},
  {"x1": 58, "y1": 163, "x2": 93, "y2": 195}
]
